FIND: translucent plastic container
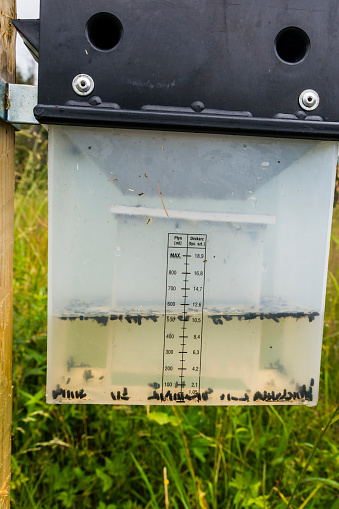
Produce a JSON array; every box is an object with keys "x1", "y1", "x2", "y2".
[{"x1": 47, "y1": 126, "x2": 337, "y2": 405}]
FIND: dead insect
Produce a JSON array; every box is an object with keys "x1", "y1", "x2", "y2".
[
  {"x1": 165, "y1": 390, "x2": 173, "y2": 401},
  {"x1": 148, "y1": 390, "x2": 160, "y2": 401},
  {"x1": 78, "y1": 389, "x2": 86, "y2": 399},
  {"x1": 67, "y1": 357, "x2": 75, "y2": 372},
  {"x1": 83, "y1": 369, "x2": 94, "y2": 382},
  {"x1": 94, "y1": 316, "x2": 108, "y2": 326},
  {"x1": 148, "y1": 382, "x2": 160, "y2": 389},
  {"x1": 222, "y1": 314, "x2": 233, "y2": 321}
]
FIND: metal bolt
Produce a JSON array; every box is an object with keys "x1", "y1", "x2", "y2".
[
  {"x1": 191, "y1": 101, "x2": 205, "y2": 113},
  {"x1": 299, "y1": 89, "x2": 319, "y2": 111},
  {"x1": 72, "y1": 74, "x2": 94, "y2": 96}
]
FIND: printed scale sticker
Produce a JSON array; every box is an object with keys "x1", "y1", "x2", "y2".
[{"x1": 161, "y1": 234, "x2": 207, "y2": 402}]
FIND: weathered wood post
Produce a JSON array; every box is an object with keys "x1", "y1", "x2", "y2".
[{"x1": 0, "y1": 0, "x2": 16, "y2": 507}]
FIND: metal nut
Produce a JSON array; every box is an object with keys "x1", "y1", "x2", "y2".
[
  {"x1": 72, "y1": 74, "x2": 94, "y2": 96},
  {"x1": 299, "y1": 89, "x2": 319, "y2": 111}
]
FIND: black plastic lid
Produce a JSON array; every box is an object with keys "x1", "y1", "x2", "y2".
[{"x1": 15, "y1": 0, "x2": 339, "y2": 139}]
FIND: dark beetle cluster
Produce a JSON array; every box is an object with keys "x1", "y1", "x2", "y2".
[
  {"x1": 110, "y1": 388, "x2": 130, "y2": 401},
  {"x1": 209, "y1": 311, "x2": 319, "y2": 325},
  {"x1": 220, "y1": 393, "x2": 250, "y2": 402},
  {"x1": 148, "y1": 388, "x2": 213, "y2": 402},
  {"x1": 58, "y1": 310, "x2": 319, "y2": 326},
  {"x1": 220, "y1": 378, "x2": 314, "y2": 403},
  {"x1": 52, "y1": 385, "x2": 87, "y2": 400},
  {"x1": 252, "y1": 381, "x2": 313, "y2": 402},
  {"x1": 146, "y1": 380, "x2": 314, "y2": 404},
  {"x1": 51, "y1": 379, "x2": 315, "y2": 404},
  {"x1": 59, "y1": 314, "x2": 159, "y2": 326}
]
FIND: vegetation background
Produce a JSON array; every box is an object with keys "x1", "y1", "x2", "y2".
[{"x1": 10, "y1": 85, "x2": 339, "y2": 508}]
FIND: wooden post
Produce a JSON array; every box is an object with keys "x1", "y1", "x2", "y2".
[{"x1": 0, "y1": 1, "x2": 16, "y2": 508}]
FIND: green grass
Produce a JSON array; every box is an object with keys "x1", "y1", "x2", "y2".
[{"x1": 11, "y1": 128, "x2": 339, "y2": 508}]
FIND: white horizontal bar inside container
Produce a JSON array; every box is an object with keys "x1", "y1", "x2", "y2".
[{"x1": 110, "y1": 205, "x2": 276, "y2": 225}]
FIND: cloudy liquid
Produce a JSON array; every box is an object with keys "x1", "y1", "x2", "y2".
[{"x1": 47, "y1": 311, "x2": 320, "y2": 405}]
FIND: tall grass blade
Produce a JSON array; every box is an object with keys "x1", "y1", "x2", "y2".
[
  {"x1": 131, "y1": 453, "x2": 160, "y2": 509},
  {"x1": 286, "y1": 404, "x2": 339, "y2": 509},
  {"x1": 298, "y1": 484, "x2": 322, "y2": 509}
]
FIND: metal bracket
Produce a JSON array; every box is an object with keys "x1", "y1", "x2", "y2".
[{"x1": 0, "y1": 78, "x2": 38, "y2": 126}]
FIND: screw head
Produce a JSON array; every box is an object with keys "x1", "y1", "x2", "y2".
[
  {"x1": 191, "y1": 101, "x2": 205, "y2": 113},
  {"x1": 72, "y1": 74, "x2": 95, "y2": 96},
  {"x1": 299, "y1": 89, "x2": 319, "y2": 111}
]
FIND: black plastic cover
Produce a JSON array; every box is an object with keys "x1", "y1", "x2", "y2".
[
  {"x1": 13, "y1": 19, "x2": 39, "y2": 62},
  {"x1": 21, "y1": 0, "x2": 339, "y2": 138}
]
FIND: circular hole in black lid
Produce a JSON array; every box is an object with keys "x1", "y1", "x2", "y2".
[
  {"x1": 275, "y1": 27, "x2": 310, "y2": 64},
  {"x1": 86, "y1": 12, "x2": 123, "y2": 51}
]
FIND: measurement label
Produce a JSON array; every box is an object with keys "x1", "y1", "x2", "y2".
[{"x1": 162, "y1": 234, "x2": 207, "y2": 402}]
